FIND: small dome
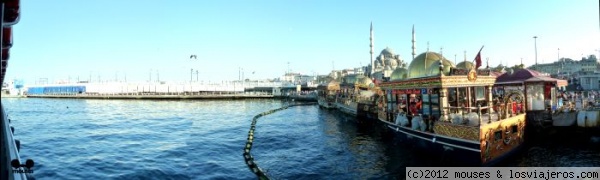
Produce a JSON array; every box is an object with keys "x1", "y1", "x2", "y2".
[
  {"x1": 384, "y1": 58, "x2": 392, "y2": 66},
  {"x1": 384, "y1": 65, "x2": 392, "y2": 71},
  {"x1": 326, "y1": 80, "x2": 340, "y2": 90},
  {"x1": 390, "y1": 67, "x2": 409, "y2": 81},
  {"x1": 456, "y1": 61, "x2": 474, "y2": 69},
  {"x1": 390, "y1": 59, "x2": 399, "y2": 67},
  {"x1": 427, "y1": 60, "x2": 452, "y2": 76},
  {"x1": 408, "y1": 52, "x2": 454, "y2": 78},
  {"x1": 357, "y1": 76, "x2": 374, "y2": 88}
]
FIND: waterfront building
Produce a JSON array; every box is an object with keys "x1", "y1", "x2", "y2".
[
  {"x1": 528, "y1": 55, "x2": 598, "y2": 75},
  {"x1": 575, "y1": 71, "x2": 600, "y2": 90},
  {"x1": 278, "y1": 72, "x2": 316, "y2": 85}
]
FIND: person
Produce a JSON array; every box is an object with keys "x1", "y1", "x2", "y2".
[
  {"x1": 588, "y1": 92, "x2": 595, "y2": 107},
  {"x1": 409, "y1": 102, "x2": 418, "y2": 116}
]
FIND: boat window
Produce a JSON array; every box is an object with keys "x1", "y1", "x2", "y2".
[
  {"x1": 475, "y1": 86, "x2": 485, "y2": 100},
  {"x1": 494, "y1": 131, "x2": 503, "y2": 141},
  {"x1": 448, "y1": 88, "x2": 458, "y2": 111},
  {"x1": 392, "y1": 93, "x2": 397, "y2": 112},
  {"x1": 458, "y1": 87, "x2": 468, "y2": 109},
  {"x1": 526, "y1": 84, "x2": 545, "y2": 111},
  {"x1": 429, "y1": 88, "x2": 440, "y2": 120},
  {"x1": 511, "y1": 125, "x2": 518, "y2": 134},
  {"x1": 422, "y1": 93, "x2": 430, "y2": 116}
]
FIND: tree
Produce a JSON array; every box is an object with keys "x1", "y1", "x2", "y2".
[{"x1": 511, "y1": 64, "x2": 525, "y2": 70}]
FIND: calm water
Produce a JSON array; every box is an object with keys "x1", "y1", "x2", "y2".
[{"x1": 2, "y1": 98, "x2": 599, "y2": 179}]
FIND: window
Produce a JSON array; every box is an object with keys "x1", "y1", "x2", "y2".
[
  {"x1": 494, "y1": 131, "x2": 503, "y2": 141},
  {"x1": 475, "y1": 86, "x2": 485, "y2": 100}
]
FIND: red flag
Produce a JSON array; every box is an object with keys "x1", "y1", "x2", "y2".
[
  {"x1": 473, "y1": 46, "x2": 484, "y2": 69},
  {"x1": 475, "y1": 51, "x2": 482, "y2": 69}
]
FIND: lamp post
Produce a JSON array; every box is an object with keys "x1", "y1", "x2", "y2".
[
  {"x1": 557, "y1": 48, "x2": 560, "y2": 61},
  {"x1": 190, "y1": 68, "x2": 193, "y2": 82},
  {"x1": 533, "y1": 36, "x2": 538, "y2": 67}
]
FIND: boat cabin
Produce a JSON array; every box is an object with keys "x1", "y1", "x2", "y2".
[{"x1": 494, "y1": 68, "x2": 568, "y2": 112}]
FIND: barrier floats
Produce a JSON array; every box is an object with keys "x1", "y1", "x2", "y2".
[{"x1": 243, "y1": 102, "x2": 317, "y2": 180}]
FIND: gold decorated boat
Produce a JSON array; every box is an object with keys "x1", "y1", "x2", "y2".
[{"x1": 376, "y1": 52, "x2": 526, "y2": 166}]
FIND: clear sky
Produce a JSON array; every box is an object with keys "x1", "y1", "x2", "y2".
[{"x1": 6, "y1": 0, "x2": 600, "y2": 84}]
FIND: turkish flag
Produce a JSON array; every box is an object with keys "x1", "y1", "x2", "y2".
[{"x1": 474, "y1": 51, "x2": 482, "y2": 69}]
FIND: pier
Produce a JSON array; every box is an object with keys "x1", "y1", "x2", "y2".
[
  {"x1": 21, "y1": 81, "x2": 319, "y2": 101},
  {"x1": 26, "y1": 92, "x2": 274, "y2": 99}
]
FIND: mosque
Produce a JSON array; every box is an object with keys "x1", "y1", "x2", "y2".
[
  {"x1": 333, "y1": 23, "x2": 480, "y2": 87},
  {"x1": 366, "y1": 23, "x2": 479, "y2": 83}
]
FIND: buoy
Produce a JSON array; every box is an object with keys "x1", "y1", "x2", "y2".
[
  {"x1": 11, "y1": 159, "x2": 20, "y2": 169},
  {"x1": 25, "y1": 159, "x2": 34, "y2": 169}
]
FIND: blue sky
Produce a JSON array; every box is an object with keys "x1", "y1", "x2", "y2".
[{"x1": 6, "y1": 0, "x2": 600, "y2": 84}]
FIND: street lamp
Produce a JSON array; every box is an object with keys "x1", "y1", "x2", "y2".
[{"x1": 533, "y1": 36, "x2": 538, "y2": 67}]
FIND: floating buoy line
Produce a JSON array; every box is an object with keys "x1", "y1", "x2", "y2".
[{"x1": 243, "y1": 102, "x2": 317, "y2": 180}]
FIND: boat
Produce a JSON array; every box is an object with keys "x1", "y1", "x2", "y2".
[
  {"x1": 375, "y1": 51, "x2": 527, "y2": 166},
  {"x1": 490, "y1": 68, "x2": 600, "y2": 137},
  {"x1": 331, "y1": 74, "x2": 379, "y2": 120},
  {"x1": 1, "y1": 0, "x2": 31, "y2": 179},
  {"x1": 316, "y1": 81, "x2": 339, "y2": 109}
]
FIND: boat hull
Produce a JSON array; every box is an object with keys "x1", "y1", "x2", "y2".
[
  {"x1": 378, "y1": 115, "x2": 526, "y2": 166},
  {"x1": 381, "y1": 120, "x2": 483, "y2": 165},
  {"x1": 317, "y1": 98, "x2": 335, "y2": 109}
]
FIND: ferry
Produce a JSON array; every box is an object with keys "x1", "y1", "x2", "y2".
[
  {"x1": 1, "y1": 0, "x2": 32, "y2": 179},
  {"x1": 376, "y1": 51, "x2": 527, "y2": 166}
]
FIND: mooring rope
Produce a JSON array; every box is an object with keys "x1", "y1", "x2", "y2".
[{"x1": 243, "y1": 102, "x2": 317, "y2": 180}]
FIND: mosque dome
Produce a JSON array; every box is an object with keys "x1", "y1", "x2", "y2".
[
  {"x1": 381, "y1": 47, "x2": 395, "y2": 57},
  {"x1": 456, "y1": 61, "x2": 474, "y2": 69},
  {"x1": 390, "y1": 67, "x2": 409, "y2": 81},
  {"x1": 408, "y1": 52, "x2": 454, "y2": 78}
]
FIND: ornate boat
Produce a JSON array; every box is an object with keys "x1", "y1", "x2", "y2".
[
  {"x1": 324, "y1": 74, "x2": 379, "y2": 121},
  {"x1": 317, "y1": 81, "x2": 339, "y2": 109},
  {"x1": 376, "y1": 52, "x2": 527, "y2": 166}
]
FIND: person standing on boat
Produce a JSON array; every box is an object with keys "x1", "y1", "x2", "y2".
[
  {"x1": 409, "y1": 102, "x2": 418, "y2": 116},
  {"x1": 588, "y1": 92, "x2": 595, "y2": 107}
]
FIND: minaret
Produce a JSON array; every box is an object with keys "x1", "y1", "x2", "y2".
[
  {"x1": 411, "y1": 25, "x2": 416, "y2": 61},
  {"x1": 370, "y1": 22, "x2": 374, "y2": 77}
]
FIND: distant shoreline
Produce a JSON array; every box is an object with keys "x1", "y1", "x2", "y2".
[{"x1": 23, "y1": 94, "x2": 318, "y2": 101}]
